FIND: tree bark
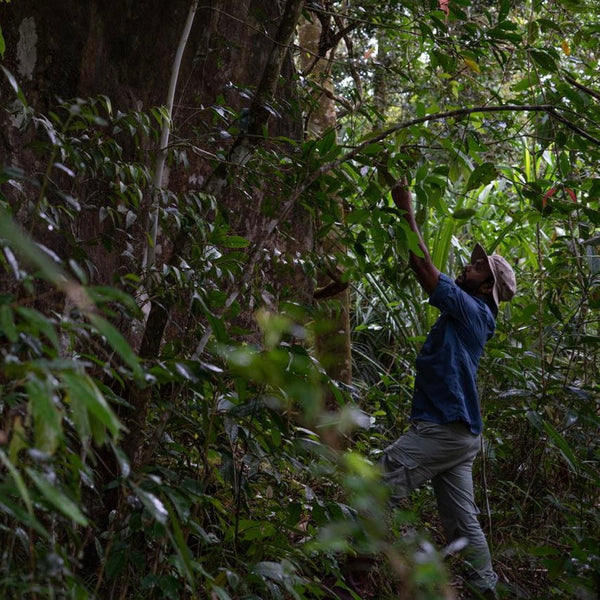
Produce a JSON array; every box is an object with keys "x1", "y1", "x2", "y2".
[
  {"x1": 300, "y1": 5, "x2": 352, "y2": 396},
  {"x1": 0, "y1": 0, "x2": 312, "y2": 467}
]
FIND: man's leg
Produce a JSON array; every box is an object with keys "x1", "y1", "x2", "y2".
[
  {"x1": 380, "y1": 421, "x2": 480, "y2": 502},
  {"x1": 380, "y1": 424, "x2": 434, "y2": 501},
  {"x1": 431, "y1": 459, "x2": 498, "y2": 594}
]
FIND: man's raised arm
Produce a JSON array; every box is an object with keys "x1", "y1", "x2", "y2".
[{"x1": 391, "y1": 178, "x2": 440, "y2": 294}]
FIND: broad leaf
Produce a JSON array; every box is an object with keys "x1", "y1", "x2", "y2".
[
  {"x1": 61, "y1": 371, "x2": 122, "y2": 438},
  {"x1": 87, "y1": 313, "x2": 143, "y2": 378},
  {"x1": 26, "y1": 468, "x2": 88, "y2": 526},
  {"x1": 465, "y1": 162, "x2": 498, "y2": 192}
]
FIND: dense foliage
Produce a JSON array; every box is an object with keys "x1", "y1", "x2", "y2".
[{"x1": 0, "y1": 1, "x2": 599, "y2": 599}]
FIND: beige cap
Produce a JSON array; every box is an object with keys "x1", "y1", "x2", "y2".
[{"x1": 471, "y1": 243, "x2": 516, "y2": 307}]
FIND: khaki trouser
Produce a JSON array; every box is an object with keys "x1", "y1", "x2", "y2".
[{"x1": 380, "y1": 420, "x2": 498, "y2": 593}]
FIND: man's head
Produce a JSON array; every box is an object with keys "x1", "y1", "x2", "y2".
[{"x1": 455, "y1": 243, "x2": 516, "y2": 307}]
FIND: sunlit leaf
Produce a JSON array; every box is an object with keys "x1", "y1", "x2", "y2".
[
  {"x1": 452, "y1": 208, "x2": 477, "y2": 220},
  {"x1": 462, "y1": 57, "x2": 480, "y2": 73},
  {"x1": 131, "y1": 484, "x2": 168, "y2": 524}
]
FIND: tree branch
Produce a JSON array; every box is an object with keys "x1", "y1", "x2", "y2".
[
  {"x1": 247, "y1": 0, "x2": 305, "y2": 137},
  {"x1": 322, "y1": 103, "x2": 600, "y2": 176},
  {"x1": 564, "y1": 73, "x2": 600, "y2": 103},
  {"x1": 546, "y1": 106, "x2": 600, "y2": 146},
  {"x1": 192, "y1": 101, "x2": 600, "y2": 357},
  {"x1": 204, "y1": 0, "x2": 305, "y2": 196}
]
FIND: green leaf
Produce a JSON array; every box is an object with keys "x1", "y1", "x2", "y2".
[
  {"x1": 540, "y1": 417, "x2": 580, "y2": 473},
  {"x1": 213, "y1": 234, "x2": 251, "y2": 249},
  {"x1": 527, "y1": 411, "x2": 586, "y2": 477},
  {"x1": 587, "y1": 178, "x2": 600, "y2": 198},
  {"x1": 111, "y1": 442, "x2": 131, "y2": 479},
  {"x1": 209, "y1": 586, "x2": 232, "y2": 600},
  {"x1": 529, "y1": 49, "x2": 558, "y2": 72},
  {"x1": 165, "y1": 502, "x2": 195, "y2": 587},
  {"x1": 316, "y1": 128, "x2": 337, "y2": 156},
  {"x1": 69, "y1": 388, "x2": 92, "y2": 441},
  {"x1": 105, "y1": 544, "x2": 127, "y2": 581},
  {"x1": 499, "y1": 0, "x2": 511, "y2": 22},
  {"x1": 0, "y1": 493, "x2": 50, "y2": 539},
  {"x1": 0, "y1": 65, "x2": 27, "y2": 105},
  {"x1": 0, "y1": 304, "x2": 18, "y2": 342},
  {"x1": 61, "y1": 371, "x2": 122, "y2": 439},
  {"x1": 0, "y1": 23, "x2": 5, "y2": 59},
  {"x1": 0, "y1": 450, "x2": 34, "y2": 516},
  {"x1": 0, "y1": 207, "x2": 68, "y2": 288},
  {"x1": 557, "y1": 0, "x2": 585, "y2": 12},
  {"x1": 87, "y1": 313, "x2": 143, "y2": 378},
  {"x1": 131, "y1": 484, "x2": 168, "y2": 524},
  {"x1": 360, "y1": 143, "x2": 384, "y2": 156},
  {"x1": 87, "y1": 286, "x2": 142, "y2": 317},
  {"x1": 451, "y1": 208, "x2": 477, "y2": 220},
  {"x1": 529, "y1": 545, "x2": 559, "y2": 557},
  {"x1": 28, "y1": 376, "x2": 63, "y2": 454},
  {"x1": 17, "y1": 306, "x2": 60, "y2": 351},
  {"x1": 465, "y1": 162, "x2": 498, "y2": 192},
  {"x1": 251, "y1": 561, "x2": 286, "y2": 582},
  {"x1": 26, "y1": 468, "x2": 88, "y2": 526},
  {"x1": 512, "y1": 73, "x2": 540, "y2": 92}
]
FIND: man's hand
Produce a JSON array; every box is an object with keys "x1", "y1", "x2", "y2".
[{"x1": 391, "y1": 177, "x2": 413, "y2": 213}]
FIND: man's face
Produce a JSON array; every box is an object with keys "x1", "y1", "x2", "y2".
[{"x1": 455, "y1": 258, "x2": 494, "y2": 295}]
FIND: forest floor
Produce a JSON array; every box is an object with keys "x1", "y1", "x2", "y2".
[{"x1": 331, "y1": 556, "x2": 538, "y2": 600}]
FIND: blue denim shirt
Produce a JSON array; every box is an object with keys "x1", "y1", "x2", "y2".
[{"x1": 410, "y1": 273, "x2": 496, "y2": 434}]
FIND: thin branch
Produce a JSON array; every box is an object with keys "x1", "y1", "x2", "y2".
[
  {"x1": 546, "y1": 106, "x2": 600, "y2": 146},
  {"x1": 145, "y1": 0, "x2": 199, "y2": 270},
  {"x1": 306, "y1": 77, "x2": 354, "y2": 112},
  {"x1": 563, "y1": 73, "x2": 600, "y2": 103},
  {"x1": 323, "y1": 104, "x2": 600, "y2": 176}
]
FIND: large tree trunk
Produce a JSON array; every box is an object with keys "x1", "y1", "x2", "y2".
[
  {"x1": 1, "y1": 0, "x2": 308, "y2": 277},
  {"x1": 0, "y1": 0, "x2": 312, "y2": 556},
  {"x1": 0, "y1": 1, "x2": 310, "y2": 401}
]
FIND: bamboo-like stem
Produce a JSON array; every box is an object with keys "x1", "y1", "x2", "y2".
[{"x1": 144, "y1": 0, "x2": 199, "y2": 270}]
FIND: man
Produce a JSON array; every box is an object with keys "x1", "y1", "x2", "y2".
[{"x1": 381, "y1": 178, "x2": 516, "y2": 599}]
